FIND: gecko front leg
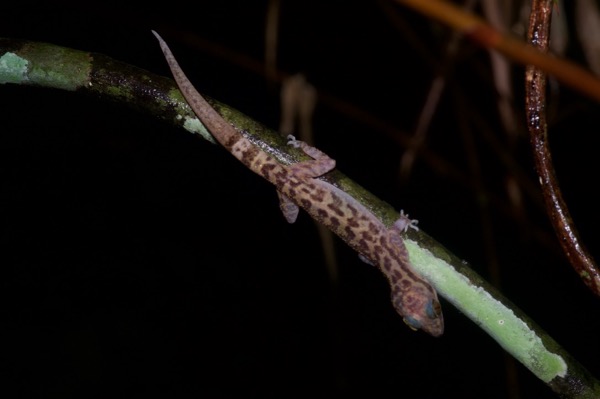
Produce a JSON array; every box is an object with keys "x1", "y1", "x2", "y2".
[
  {"x1": 278, "y1": 191, "x2": 300, "y2": 223},
  {"x1": 276, "y1": 136, "x2": 336, "y2": 223},
  {"x1": 395, "y1": 210, "x2": 419, "y2": 233},
  {"x1": 286, "y1": 135, "x2": 336, "y2": 178}
]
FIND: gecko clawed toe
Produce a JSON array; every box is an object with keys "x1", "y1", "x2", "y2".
[
  {"x1": 286, "y1": 134, "x2": 300, "y2": 147},
  {"x1": 395, "y1": 210, "x2": 419, "y2": 233}
]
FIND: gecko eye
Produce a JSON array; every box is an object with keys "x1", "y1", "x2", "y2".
[
  {"x1": 403, "y1": 316, "x2": 422, "y2": 331},
  {"x1": 425, "y1": 299, "x2": 440, "y2": 319}
]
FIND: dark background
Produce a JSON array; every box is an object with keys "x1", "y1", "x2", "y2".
[{"x1": 2, "y1": 1, "x2": 599, "y2": 398}]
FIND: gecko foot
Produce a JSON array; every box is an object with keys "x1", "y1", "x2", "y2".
[
  {"x1": 287, "y1": 135, "x2": 301, "y2": 147},
  {"x1": 394, "y1": 210, "x2": 419, "y2": 233},
  {"x1": 285, "y1": 135, "x2": 336, "y2": 178},
  {"x1": 358, "y1": 253, "x2": 376, "y2": 266}
]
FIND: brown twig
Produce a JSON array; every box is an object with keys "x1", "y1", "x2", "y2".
[
  {"x1": 398, "y1": 0, "x2": 477, "y2": 180},
  {"x1": 396, "y1": 0, "x2": 600, "y2": 104},
  {"x1": 525, "y1": 0, "x2": 600, "y2": 296}
]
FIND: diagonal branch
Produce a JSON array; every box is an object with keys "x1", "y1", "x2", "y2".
[{"x1": 525, "y1": 0, "x2": 600, "y2": 296}]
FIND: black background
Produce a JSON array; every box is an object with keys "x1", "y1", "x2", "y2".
[{"x1": 2, "y1": 1, "x2": 599, "y2": 398}]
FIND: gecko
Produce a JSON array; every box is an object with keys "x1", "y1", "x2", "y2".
[{"x1": 152, "y1": 31, "x2": 444, "y2": 337}]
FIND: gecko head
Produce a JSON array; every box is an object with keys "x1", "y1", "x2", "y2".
[{"x1": 396, "y1": 292, "x2": 444, "y2": 337}]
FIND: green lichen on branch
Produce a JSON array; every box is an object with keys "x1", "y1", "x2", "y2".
[
  {"x1": 0, "y1": 39, "x2": 90, "y2": 90},
  {"x1": 0, "y1": 51, "x2": 28, "y2": 84},
  {"x1": 407, "y1": 239, "x2": 567, "y2": 382}
]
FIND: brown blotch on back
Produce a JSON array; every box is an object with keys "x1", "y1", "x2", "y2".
[
  {"x1": 382, "y1": 257, "x2": 392, "y2": 271},
  {"x1": 309, "y1": 189, "x2": 325, "y2": 202},
  {"x1": 329, "y1": 216, "x2": 340, "y2": 229},
  {"x1": 224, "y1": 135, "x2": 240, "y2": 150},
  {"x1": 346, "y1": 204, "x2": 359, "y2": 218},
  {"x1": 260, "y1": 163, "x2": 277, "y2": 179},
  {"x1": 361, "y1": 231, "x2": 373, "y2": 242},
  {"x1": 326, "y1": 203, "x2": 345, "y2": 217},
  {"x1": 287, "y1": 179, "x2": 303, "y2": 188},
  {"x1": 368, "y1": 222, "x2": 379, "y2": 234},
  {"x1": 240, "y1": 145, "x2": 260, "y2": 165},
  {"x1": 347, "y1": 218, "x2": 360, "y2": 228},
  {"x1": 344, "y1": 226, "x2": 356, "y2": 241},
  {"x1": 300, "y1": 198, "x2": 312, "y2": 210},
  {"x1": 357, "y1": 238, "x2": 369, "y2": 254},
  {"x1": 398, "y1": 263, "x2": 419, "y2": 282},
  {"x1": 286, "y1": 187, "x2": 297, "y2": 198},
  {"x1": 379, "y1": 235, "x2": 392, "y2": 252},
  {"x1": 273, "y1": 169, "x2": 288, "y2": 184},
  {"x1": 327, "y1": 193, "x2": 345, "y2": 215}
]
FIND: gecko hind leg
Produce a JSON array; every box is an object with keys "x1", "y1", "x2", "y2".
[
  {"x1": 358, "y1": 253, "x2": 376, "y2": 266},
  {"x1": 278, "y1": 191, "x2": 299, "y2": 223},
  {"x1": 286, "y1": 135, "x2": 336, "y2": 178}
]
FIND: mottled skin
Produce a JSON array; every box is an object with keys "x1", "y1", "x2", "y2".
[{"x1": 152, "y1": 31, "x2": 444, "y2": 336}]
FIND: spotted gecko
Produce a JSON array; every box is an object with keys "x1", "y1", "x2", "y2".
[{"x1": 152, "y1": 31, "x2": 444, "y2": 337}]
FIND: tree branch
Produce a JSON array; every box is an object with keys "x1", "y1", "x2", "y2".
[{"x1": 1, "y1": 36, "x2": 599, "y2": 398}]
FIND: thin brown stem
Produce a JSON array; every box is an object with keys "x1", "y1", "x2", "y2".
[
  {"x1": 525, "y1": 0, "x2": 600, "y2": 296},
  {"x1": 396, "y1": 0, "x2": 600, "y2": 104}
]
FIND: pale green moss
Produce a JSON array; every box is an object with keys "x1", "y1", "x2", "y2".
[
  {"x1": 1, "y1": 44, "x2": 90, "y2": 90},
  {"x1": 183, "y1": 115, "x2": 215, "y2": 143},
  {"x1": 0, "y1": 52, "x2": 29, "y2": 84},
  {"x1": 166, "y1": 86, "x2": 216, "y2": 143},
  {"x1": 25, "y1": 44, "x2": 90, "y2": 90},
  {"x1": 405, "y1": 239, "x2": 568, "y2": 383},
  {"x1": 105, "y1": 85, "x2": 134, "y2": 102}
]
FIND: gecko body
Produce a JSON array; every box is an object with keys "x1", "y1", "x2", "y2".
[{"x1": 152, "y1": 31, "x2": 444, "y2": 336}]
